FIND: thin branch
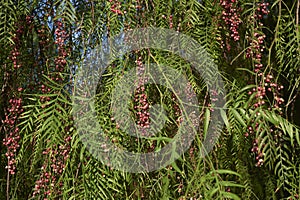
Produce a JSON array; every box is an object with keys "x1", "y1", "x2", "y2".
[
  {"x1": 6, "y1": 170, "x2": 9, "y2": 200},
  {"x1": 297, "y1": 0, "x2": 300, "y2": 53},
  {"x1": 296, "y1": 0, "x2": 299, "y2": 34},
  {"x1": 268, "y1": 0, "x2": 281, "y2": 68},
  {"x1": 4, "y1": 124, "x2": 9, "y2": 200}
]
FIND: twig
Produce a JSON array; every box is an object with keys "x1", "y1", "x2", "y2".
[
  {"x1": 6, "y1": 124, "x2": 9, "y2": 200},
  {"x1": 296, "y1": 0, "x2": 299, "y2": 34},
  {"x1": 297, "y1": 0, "x2": 300, "y2": 53},
  {"x1": 6, "y1": 170, "x2": 9, "y2": 200},
  {"x1": 2, "y1": 125, "x2": 10, "y2": 200}
]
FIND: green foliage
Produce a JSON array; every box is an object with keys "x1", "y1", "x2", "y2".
[
  {"x1": 0, "y1": 0, "x2": 300, "y2": 199},
  {"x1": 0, "y1": 0, "x2": 17, "y2": 46}
]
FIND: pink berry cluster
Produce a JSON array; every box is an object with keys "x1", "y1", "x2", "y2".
[
  {"x1": 37, "y1": 24, "x2": 52, "y2": 103},
  {"x1": 32, "y1": 17, "x2": 71, "y2": 198},
  {"x1": 288, "y1": 194, "x2": 299, "y2": 200},
  {"x1": 54, "y1": 20, "x2": 68, "y2": 76},
  {"x1": 32, "y1": 136, "x2": 71, "y2": 198},
  {"x1": 26, "y1": 15, "x2": 33, "y2": 24},
  {"x1": 40, "y1": 20, "x2": 69, "y2": 103},
  {"x1": 244, "y1": 1, "x2": 285, "y2": 166},
  {"x1": 10, "y1": 46, "x2": 21, "y2": 69},
  {"x1": 189, "y1": 146, "x2": 196, "y2": 164},
  {"x1": 39, "y1": 84, "x2": 50, "y2": 103},
  {"x1": 245, "y1": 32, "x2": 266, "y2": 73},
  {"x1": 244, "y1": 1, "x2": 269, "y2": 107},
  {"x1": 220, "y1": 0, "x2": 242, "y2": 41},
  {"x1": 244, "y1": 123, "x2": 257, "y2": 138},
  {"x1": 32, "y1": 162, "x2": 57, "y2": 198},
  {"x1": 255, "y1": 2, "x2": 270, "y2": 19},
  {"x1": 248, "y1": 85, "x2": 266, "y2": 108},
  {"x1": 208, "y1": 89, "x2": 219, "y2": 112},
  {"x1": 185, "y1": 82, "x2": 195, "y2": 103},
  {"x1": 247, "y1": 74, "x2": 284, "y2": 110},
  {"x1": 161, "y1": 14, "x2": 178, "y2": 31},
  {"x1": 2, "y1": 17, "x2": 28, "y2": 175},
  {"x1": 2, "y1": 98, "x2": 23, "y2": 175},
  {"x1": 134, "y1": 56, "x2": 150, "y2": 136},
  {"x1": 245, "y1": 1, "x2": 269, "y2": 72},
  {"x1": 169, "y1": 15, "x2": 173, "y2": 29},
  {"x1": 177, "y1": 179, "x2": 183, "y2": 194},
  {"x1": 171, "y1": 93, "x2": 182, "y2": 125},
  {"x1": 9, "y1": 19, "x2": 26, "y2": 69},
  {"x1": 250, "y1": 138, "x2": 265, "y2": 167},
  {"x1": 109, "y1": 0, "x2": 123, "y2": 15},
  {"x1": 37, "y1": 25, "x2": 48, "y2": 46},
  {"x1": 49, "y1": 136, "x2": 71, "y2": 174},
  {"x1": 262, "y1": 75, "x2": 285, "y2": 113},
  {"x1": 244, "y1": 2, "x2": 284, "y2": 113},
  {"x1": 246, "y1": 75, "x2": 285, "y2": 167},
  {"x1": 243, "y1": 2, "x2": 281, "y2": 168},
  {"x1": 244, "y1": 124, "x2": 265, "y2": 167}
]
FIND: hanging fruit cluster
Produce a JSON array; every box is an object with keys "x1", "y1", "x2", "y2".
[
  {"x1": 220, "y1": 0, "x2": 242, "y2": 41},
  {"x1": 2, "y1": 16, "x2": 29, "y2": 175},
  {"x1": 3, "y1": 98, "x2": 23, "y2": 175},
  {"x1": 32, "y1": 136, "x2": 71, "y2": 198},
  {"x1": 243, "y1": 1, "x2": 285, "y2": 167},
  {"x1": 134, "y1": 56, "x2": 150, "y2": 137},
  {"x1": 109, "y1": 0, "x2": 123, "y2": 15},
  {"x1": 32, "y1": 17, "x2": 72, "y2": 199}
]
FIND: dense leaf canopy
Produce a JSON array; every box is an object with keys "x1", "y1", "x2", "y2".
[{"x1": 0, "y1": 0, "x2": 300, "y2": 199}]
